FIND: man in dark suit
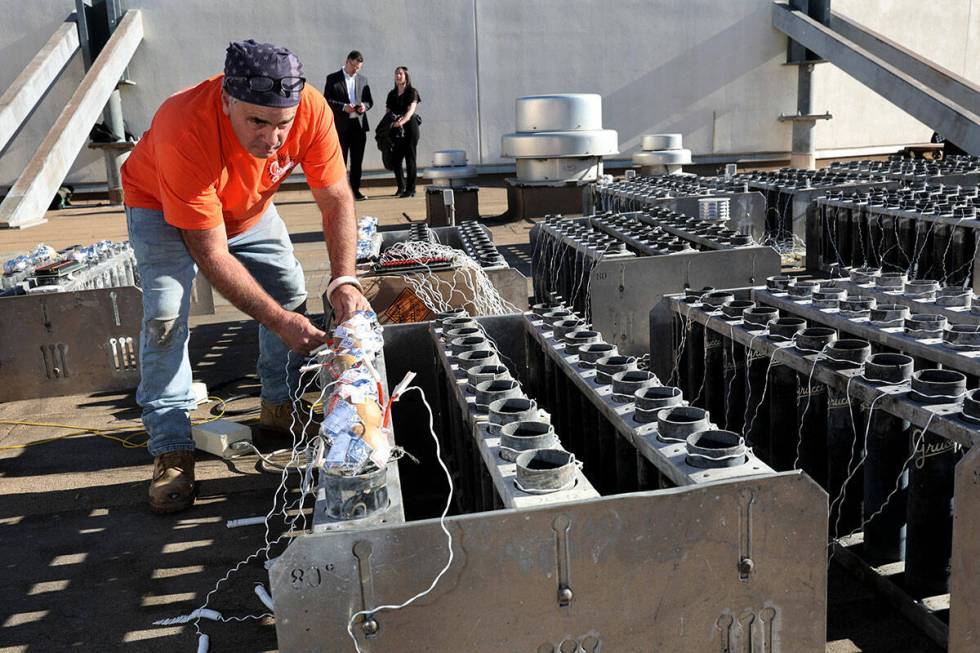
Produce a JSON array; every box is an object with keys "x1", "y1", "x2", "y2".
[{"x1": 324, "y1": 50, "x2": 373, "y2": 200}]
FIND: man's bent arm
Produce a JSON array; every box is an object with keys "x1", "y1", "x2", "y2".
[
  {"x1": 312, "y1": 181, "x2": 357, "y2": 279},
  {"x1": 180, "y1": 224, "x2": 327, "y2": 353},
  {"x1": 312, "y1": 181, "x2": 370, "y2": 323},
  {"x1": 181, "y1": 224, "x2": 287, "y2": 327}
]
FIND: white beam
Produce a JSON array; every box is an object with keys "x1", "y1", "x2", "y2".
[
  {"x1": 0, "y1": 21, "x2": 80, "y2": 156},
  {"x1": 0, "y1": 10, "x2": 142, "y2": 229}
]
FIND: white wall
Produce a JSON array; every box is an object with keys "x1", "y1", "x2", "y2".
[
  {"x1": 816, "y1": 0, "x2": 979, "y2": 149},
  {"x1": 0, "y1": 0, "x2": 977, "y2": 188},
  {"x1": 474, "y1": 0, "x2": 798, "y2": 159},
  {"x1": 120, "y1": 0, "x2": 480, "y2": 177}
]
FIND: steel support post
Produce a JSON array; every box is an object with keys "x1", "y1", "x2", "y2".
[
  {"x1": 790, "y1": 64, "x2": 817, "y2": 170},
  {"x1": 101, "y1": 88, "x2": 126, "y2": 203},
  {"x1": 77, "y1": 0, "x2": 127, "y2": 204}
]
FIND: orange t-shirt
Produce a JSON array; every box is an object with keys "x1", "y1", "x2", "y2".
[{"x1": 122, "y1": 75, "x2": 346, "y2": 236}]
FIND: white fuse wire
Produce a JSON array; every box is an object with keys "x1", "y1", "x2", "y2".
[{"x1": 345, "y1": 385, "x2": 454, "y2": 653}]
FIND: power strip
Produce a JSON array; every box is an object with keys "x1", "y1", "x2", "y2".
[{"x1": 192, "y1": 419, "x2": 252, "y2": 458}]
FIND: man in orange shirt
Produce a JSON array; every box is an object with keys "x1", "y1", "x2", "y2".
[{"x1": 122, "y1": 40, "x2": 369, "y2": 513}]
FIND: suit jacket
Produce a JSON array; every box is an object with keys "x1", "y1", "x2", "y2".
[{"x1": 324, "y1": 69, "x2": 373, "y2": 133}]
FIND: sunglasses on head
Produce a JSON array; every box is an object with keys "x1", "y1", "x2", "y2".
[{"x1": 225, "y1": 75, "x2": 306, "y2": 96}]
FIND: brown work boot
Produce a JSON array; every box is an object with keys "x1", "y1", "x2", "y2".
[
  {"x1": 148, "y1": 451, "x2": 196, "y2": 514},
  {"x1": 259, "y1": 399, "x2": 320, "y2": 440}
]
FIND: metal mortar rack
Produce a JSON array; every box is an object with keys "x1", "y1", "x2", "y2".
[
  {"x1": 595, "y1": 209, "x2": 756, "y2": 252},
  {"x1": 594, "y1": 173, "x2": 751, "y2": 212},
  {"x1": 732, "y1": 167, "x2": 894, "y2": 242},
  {"x1": 0, "y1": 240, "x2": 203, "y2": 403},
  {"x1": 533, "y1": 208, "x2": 760, "y2": 309},
  {"x1": 270, "y1": 308, "x2": 830, "y2": 650},
  {"x1": 529, "y1": 212, "x2": 780, "y2": 353},
  {"x1": 808, "y1": 183, "x2": 980, "y2": 287},
  {"x1": 591, "y1": 173, "x2": 770, "y2": 239},
  {"x1": 456, "y1": 220, "x2": 507, "y2": 269},
  {"x1": 652, "y1": 279, "x2": 980, "y2": 650},
  {"x1": 524, "y1": 299, "x2": 774, "y2": 492},
  {"x1": 405, "y1": 221, "x2": 438, "y2": 244},
  {"x1": 827, "y1": 155, "x2": 980, "y2": 185},
  {"x1": 430, "y1": 309, "x2": 597, "y2": 509},
  {"x1": 530, "y1": 214, "x2": 633, "y2": 316},
  {"x1": 375, "y1": 221, "x2": 509, "y2": 271},
  {"x1": 1, "y1": 241, "x2": 139, "y2": 296}
]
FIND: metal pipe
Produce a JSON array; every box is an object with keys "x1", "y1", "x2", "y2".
[
  {"x1": 699, "y1": 331, "x2": 726, "y2": 423},
  {"x1": 905, "y1": 430, "x2": 961, "y2": 594},
  {"x1": 790, "y1": 64, "x2": 816, "y2": 170},
  {"x1": 797, "y1": 382, "x2": 829, "y2": 487},
  {"x1": 862, "y1": 411, "x2": 911, "y2": 561},
  {"x1": 767, "y1": 364, "x2": 799, "y2": 470},
  {"x1": 826, "y1": 387, "x2": 863, "y2": 534}
]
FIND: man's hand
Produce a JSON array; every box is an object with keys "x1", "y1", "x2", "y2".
[
  {"x1": 343, "y1": 103, "x2": 354, "y2": 114},
  {"x1": 355, "y1": 103, "x2": 366, "y2": 114},
  {"x1": 330, "y1": 284, "x2": 371, "y2": 324},
  {"x1": 272, "y1": 311, "x2": 329, "y2": 355}
]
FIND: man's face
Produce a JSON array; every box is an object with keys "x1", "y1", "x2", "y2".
[
  {"x1": 221, "y1": 92, "x2": 297, "y2": 159},
  {"x1": 344, "y1": 58, "x2": 363, "y2": 75}
]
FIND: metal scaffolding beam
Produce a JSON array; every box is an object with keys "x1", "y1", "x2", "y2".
[
  {"x1": 0, "y1": 9, "x2": 142, "y2": 229},
  {"x1": 772, "y1": 1, "x2": 980, "y2": 155},
  {"x1": 829, "y1": 11, "x2": 980, "y2": 116},
  {"x1": 0, "y1": 21, "x2": 80, "y2": 157}
]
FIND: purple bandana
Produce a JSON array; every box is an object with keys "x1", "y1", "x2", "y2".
[{"x1": 223, "y1": 39, "x2": 304, "y2": 108}]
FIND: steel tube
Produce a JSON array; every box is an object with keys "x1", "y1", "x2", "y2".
[
  {"x1": 905, "y1": 430, "x2": 961, "y2": 594},
  {"x1": 862, "y1": 411, "x2": 911, "y2": 561}
]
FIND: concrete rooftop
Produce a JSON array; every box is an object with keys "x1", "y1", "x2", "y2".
[{"x1": 0, "y1": 181, "x2": 942, "y2": 652}]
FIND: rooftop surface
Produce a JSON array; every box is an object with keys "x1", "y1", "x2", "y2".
[{"x1": 0, "y1": 182, "x2": 941, "y2": 652}]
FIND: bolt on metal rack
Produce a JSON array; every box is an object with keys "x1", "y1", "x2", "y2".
[
  {"x1": 269, "y1": 314, "x2": 828, "y2": 651},
  {"x1": 651, "y1": 281, "x2": 980, "y2": 651},
  {"x1": 530, "y1": 211, "x2": 780, "y2": 355},
  {"x1": 807, "y1": 183, "x2": 980, "y2": 291}
]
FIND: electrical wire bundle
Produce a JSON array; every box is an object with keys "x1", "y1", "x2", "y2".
[
  {"x1": 156, "y1": 310, "x2": 454, "y2": 653},
  {"x1": 378, "y1": 240, "x2": 518, "y2": 316}
]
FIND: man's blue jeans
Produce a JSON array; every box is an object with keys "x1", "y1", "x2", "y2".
[{"x1": 126, "y1": 204, "x2": 306, "y2": 456}]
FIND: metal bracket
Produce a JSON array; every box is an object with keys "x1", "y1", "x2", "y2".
[
  {"x1": 738, "y1": 489, "x2": 756, "y2": 580},
  {"x1": 552, "y1": 514, "x2": 574, "y2": 606},
  {"x1": 778, "y1": 111, "x2": 833, "y2": 122},
  {"x1": 352, "y1": 540, "x2": 380, "y2": 638}
]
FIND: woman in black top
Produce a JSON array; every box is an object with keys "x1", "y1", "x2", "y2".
[{"x1": 386, "y1": 66, "x2": 421, "y2": 197}]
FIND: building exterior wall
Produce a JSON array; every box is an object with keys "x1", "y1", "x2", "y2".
[{"x1": 0, "y1": 0, "x2": 977, "y2": 188}]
